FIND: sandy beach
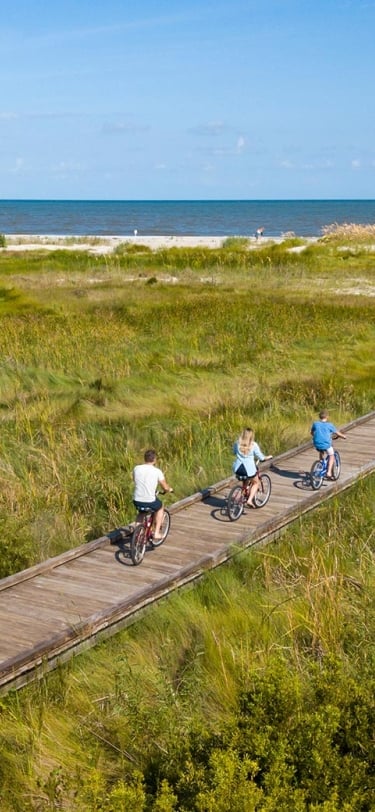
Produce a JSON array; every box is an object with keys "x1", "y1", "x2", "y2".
[{"x1": 2, "y1": 234, "x2": 290, "y2": 254}]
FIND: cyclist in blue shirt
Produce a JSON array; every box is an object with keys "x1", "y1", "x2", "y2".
[{"x1": 310, "y1": 410, "x2": 346, "y2": 480}]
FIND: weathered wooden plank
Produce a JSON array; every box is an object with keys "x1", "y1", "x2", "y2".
[{"x1": 0, "y1": 412, "x2": 374, "y2": 694}]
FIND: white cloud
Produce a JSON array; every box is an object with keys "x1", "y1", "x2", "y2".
[
  {"x1": 301, "y1": 159, "x2": 334, "y2": 170},
  {"x1": 51, "y1": 160, "x2": 86, "y2": 176},
  {"x1": 102, "y1": 121, "x2": 149, "y2": 135},
  {"x1": 195, "y1": 134, "x2": 247, "y2": 158},
  {"x1": 9, "y1": 158, "x2": 25, "y2": 173},
  {"x1": 188, "y1": 121, "x2": 228, "y2": 137},
  {"x1": 236, "y1": 135, "x2": 246, "y2": 153},
  {"x1": 23, "y1": 12, "x2": 200, "y2": 46},
  {"x1": 280, "y1": 158, "x2": 334, "y2": 171}
]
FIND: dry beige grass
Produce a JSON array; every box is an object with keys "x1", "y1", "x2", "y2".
[{"x1": 321, "y1": 222, "x2": 375, "y2": 242}]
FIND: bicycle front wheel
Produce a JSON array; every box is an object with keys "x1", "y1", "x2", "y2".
[
  {"x1": 151, "y1": 509, "x2": 170, "y2": 548},
  {"x1": 130, "y1": 525, "x2": 147, "y2": 565},
  {"x1": 332, "y1": 450, "x2": 341, "y2": 480},
  {"x1": 310, "y1": 460, "x2": 324, "y2": 490},
  {"x1": 227, "y1": 484, "x2": 244, "y2": 521},
  {"x1": 254, "y1": 473, "x2": 272, "y2": 507}
]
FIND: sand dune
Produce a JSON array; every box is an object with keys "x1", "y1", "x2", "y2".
[{"x1": 3, "y1": 234, "x2": 286, "y2": 254}]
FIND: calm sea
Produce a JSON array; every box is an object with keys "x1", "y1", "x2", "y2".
[{"x1": 1, "y1": 199, "x2": 375, "y2": 238}]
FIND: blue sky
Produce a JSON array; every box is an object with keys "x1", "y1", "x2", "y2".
[{"x1": 1, "y1": 0, "x2": 374, "y2": 200}]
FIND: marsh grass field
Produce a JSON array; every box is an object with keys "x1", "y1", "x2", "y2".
[{"x1": 0, "y1": 230, "x2": 374, "y2": 810}]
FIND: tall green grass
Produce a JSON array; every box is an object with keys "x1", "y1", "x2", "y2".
[
  {"x1": 0, "y1": 245, "x2": 374, "y2": 575},
  {"x1": 0, "y1": 476, "x2": 373, "y2": 810},
  {"x1": 0, "y1": 242, "x2": 374, "y2": 808}
]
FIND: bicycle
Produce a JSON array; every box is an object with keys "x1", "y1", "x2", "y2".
[
  {"x1": 130, "y1": 495, "x2": 171, "y2": 566},
  {"x1": 309, "y1": 446, "x2": 341, "y2": 491},
  {"x1": 226, "y1": 465, "x2": 272, "y2": 521}
]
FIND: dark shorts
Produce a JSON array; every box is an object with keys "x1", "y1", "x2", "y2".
[
  {"x1": 133, "y1": 498, "x2": 162, "y2": 513},
  {"x1": 235, "y1": 464, "x2": 257, "y2": 481},
  {"x1": 235, "y1": 463, "x2": 249, "y2": 479}
]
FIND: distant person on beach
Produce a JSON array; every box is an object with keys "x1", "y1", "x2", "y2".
[
  {"x1": 132, "y1": 449, "x2": 173, "y2": 539},
  {"x1": 255, "y1": 227, "x2": 264, "y2": 239},
  {"x1": 310, "y1": 410, "x2": 346, "y2": 479},
  {"x1": 133, "y1": 229, "x2": 138, "y2": 236},
  {"x1": 232, "y1": 428, "x2": 272, "y2": 507}
]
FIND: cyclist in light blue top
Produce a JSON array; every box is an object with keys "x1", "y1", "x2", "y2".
[
  {"x1": 232, "y1": 427, "x2": 272, "y2": 507},
  {"x1": 310, "y1": 410, "x2": 346, "y2": 480}
]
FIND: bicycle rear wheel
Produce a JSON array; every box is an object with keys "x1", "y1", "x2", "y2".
[
  {"x1": 253, "y1": 473, "x2": 271, "y2": 507},
  {"x1": 130, "y1": 525, "x2": 147, "y2": 565},
  {"x1": 310, "y1": 459, "x2": 324, "y2": 490},
  {"x1": 151, "y1": 509, "x2": 171, "y2": 548},
  {"x1": 227, "y1": 484, "x2": 244, "y2": 521},
  {"x1": 332, "y1": 450, "x2": 341, "y2": 480}
]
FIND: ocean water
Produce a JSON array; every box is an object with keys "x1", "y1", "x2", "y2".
[{"x1": 1, "y1": 199, "x2": 375, "y2": 238}]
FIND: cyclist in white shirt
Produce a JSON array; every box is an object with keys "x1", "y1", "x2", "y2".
[{"x1": 133, "y1": 449, "x2": 173, "y2": 539}]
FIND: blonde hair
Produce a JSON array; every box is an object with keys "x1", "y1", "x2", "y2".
[{"x1": 238, "y1": 427, "x2": 254, "y2": 455}]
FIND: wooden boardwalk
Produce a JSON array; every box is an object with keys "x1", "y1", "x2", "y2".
[{"x1": 1, "y1": 412, "x2": 374, "y2": 694}]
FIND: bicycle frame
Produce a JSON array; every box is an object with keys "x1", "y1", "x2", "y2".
[
  {"x1": 130, "y1": 505, "x2": 171, "y2": 565},
  {"x1": 226, "y1": 467, "x2": 271, "y2": 521},
  {"x1": 310, "y1": 448, "x2": 341, "y2": 491},
  {"x1": 135, "y1": 508, "x2": 153, "y2": 535}
]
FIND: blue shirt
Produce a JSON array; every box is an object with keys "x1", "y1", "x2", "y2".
[
  {"x1": 232, "y1": 441, "x2": 265, "y2": 477},
  {"x1": 311, "y1": 420, "x2": 337, "y2": 451}
]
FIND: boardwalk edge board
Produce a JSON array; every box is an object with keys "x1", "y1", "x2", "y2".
[
  {"x1": 0, "y1": 411, "x2": 374, "y2": 694},
  {"x1": 1, "y1": 463, "x2": 374, "y2": 695},
  {"x1": 0, "y1": 409, "x2": 372, "y2": 595}
]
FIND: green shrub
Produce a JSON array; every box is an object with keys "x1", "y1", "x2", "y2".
[
  {"x1": 222, "y1": 236, "x2": 250, "y2": 250},
  {"x1": 114, "y1": 241, "x2": 152, "y2": 255}
]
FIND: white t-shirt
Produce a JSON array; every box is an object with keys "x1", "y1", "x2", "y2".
[{"x1": 133, "y1": 463, "x2": 165, "y2": 503}]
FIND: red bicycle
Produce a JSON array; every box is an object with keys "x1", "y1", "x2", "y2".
[
  {"x1": 226, "y1": 465, "x2": 271, "y2": 521},
  {"x1": 130, "y1": 499, "x2": 171, "y2": 566}
]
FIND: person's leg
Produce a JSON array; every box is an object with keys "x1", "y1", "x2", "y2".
[
  {"x1": 324, "y1": 445, "x2": 334, "y2": 477},
  {"x1": 247, "y1": 475, "x2": 259, "y2": 506},
  {"x1": 327, "y1": 451, "x2": 335, "y2": 477},
  {"x1": 152, "y1": 506, "x2": 164, "y2": 538}
]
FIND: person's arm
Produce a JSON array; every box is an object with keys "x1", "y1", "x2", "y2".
[
  {"x1": 254, "y1": 443, "x2": 272, "y2": 462},
  {"x1": 331, "y1": 422, "x2": 346, "y2": 440},
  {"x1": 159, "y1": 476, "x2": 173, "y2": 493}
]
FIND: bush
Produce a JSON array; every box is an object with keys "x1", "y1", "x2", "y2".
[{"x1": 222, "y1": 236, "x2": 250, "y2": 250}]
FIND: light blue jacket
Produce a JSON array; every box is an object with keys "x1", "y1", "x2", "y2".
[{"x1": 232, "y1": 441, "x2": 265, "y2": 477}]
